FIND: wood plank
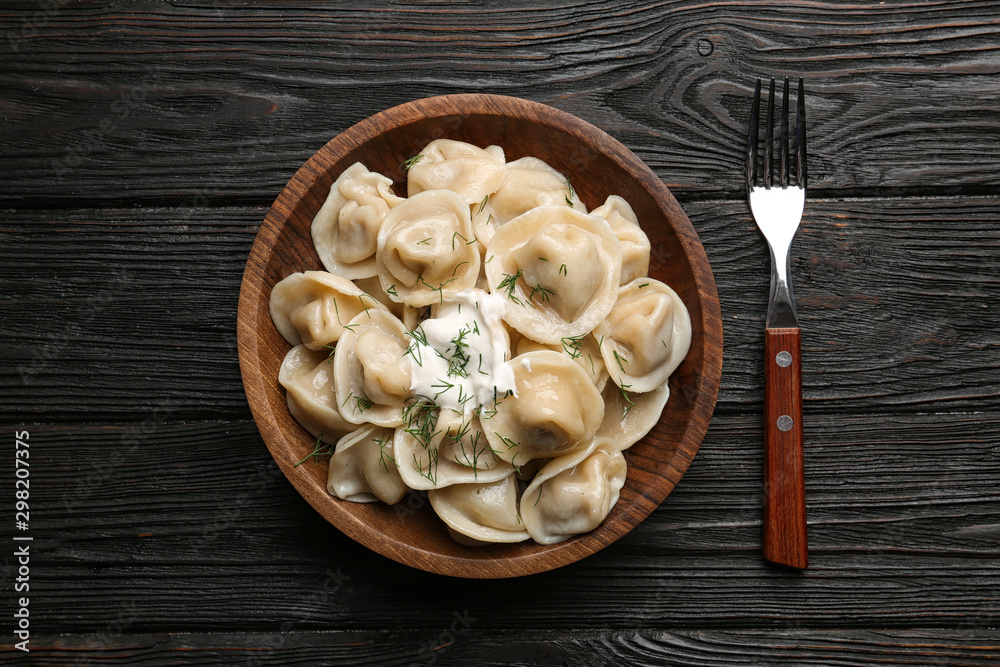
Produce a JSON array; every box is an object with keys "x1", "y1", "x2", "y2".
[
  {"x1": 2, "y1": 1, "x2": 1000, "y2": 205},
  {"x1": 2, "y1": 196, "x2": 997, "y2": 420},
  {"x1": 7, "y1": 411, "x2": 997, "y2": 631},
  {"x1": 9, "y1": 629, "x2": 1000, "y2": 665}
]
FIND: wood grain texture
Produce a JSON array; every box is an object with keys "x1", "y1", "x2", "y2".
[
  {"x1": 762, "y1": 327, "x2": 807, "y2": 569},
  {"x1": 3, "y1": 2, "x2": 1000, "y2": 662},
  {"x1": 236, "y1": 93, "x2": 722, "y2": 577},
  {"x1": 2, "y1": 1, "x2": 1000, "y2": 206},
  {"x1": 2, "y1": 196, "x2": 996, "y2": 421},
  {"x1": 6, "y1": 412, "x2": 997, "y2": 633},
  {"x1": 8, "y1": 629, "x2": 1000, "y2": 666}
]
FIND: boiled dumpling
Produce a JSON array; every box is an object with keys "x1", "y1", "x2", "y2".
[
  {"x1": 513, "y1": 333, "x2": 609, "y2": 392},
  {"x1": 480, "y1": 351, "x2": 604, "y2": 470},
  {"x1": 312, "y1": 162, "x2": 404, "y2": 279},
  {"x1": 485, "y1": 206, "x2": 622, "y2": 344},
  {"x1": 278, "y1": 344, "x2": 354, "y2": 443},
  {"x1": 473, "y1": 157, "x2": 586, "y2": 245},
  {"x1": 590, "y1": 195, "x2": 651, "y2": 285},
  {"x1": 520, "y1": 437, "x2": 627, "y2": 545},
  {"x1": 376, "y1": 189, "x2": 481, "y2": 307},
  {"x1": 395, "y1": 408, "x2": 513, "y2": 490},
  {"x1": 596, "y1": 379, "x2": 670, "y2": 451},
  {"x1": 270, "y1": 270, "x2": 388, "y2": 351},
  {"x1": 406, "y1": 139, "x2": 507, "y2": 205},
  {"x1": 327, "y1": 424, "x2": 407, "y2": 504},
  {"x1": 332, "y1": 309, "x2": 412, "y2": 427},
  {"x1": 428, "y1": 473, "x2": 529, "y2": 545},
  {"x1": 595, "y1": 278, "x2": 692, "y2": 392},
  {"x1": 353, "y1": 275, "x2": 427, "y2": 331}
]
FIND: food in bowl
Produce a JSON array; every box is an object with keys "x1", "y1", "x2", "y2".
[{"x1": 268, "y1": 138, "x2": 692, "y2": 547}]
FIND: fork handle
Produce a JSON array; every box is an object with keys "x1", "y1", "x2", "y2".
[{"x1": 763, "y1": 327, "x2": 808, "y2": 569}]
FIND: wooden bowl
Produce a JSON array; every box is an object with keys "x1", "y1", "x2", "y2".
[{"x1": 237, "y1": 94, "x2": 722, "y2": 578}]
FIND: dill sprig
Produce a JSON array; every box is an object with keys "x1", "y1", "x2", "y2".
[
  {"x1": 497, "y1": 269, "x2": 523, "y2": 305},
  {"x1": 401, "y1": 154, "x2": 424, "y2": 172},
  {"x1": 560, "y1": 334, "x2": 585, "y2": 359},
  {"x1": 559, "y1": 263, "x2": 568, "y2": 276},
  {"x1": 322, "y1": 343, "x2": 336, "y2": 363},
  {"x1": 294, "y1": 434, "x2": 335, "y2": 467},
  {"x1": 401, "y1": 398, "x2": 440, "y2": 449},
  {"x1": 418, "y1": 275, "x2": 456, "y2": 306},
  {"x1": 373, "y1": 434, "x2": 396, "y2": 472},
  {"x1": 341, "y1": 391, "x2": 373, "y2": 415},
  {"x1": 497, "y1": 433, "x2": 521, "y2": 451},
  {"x1": 412, "y1": 446, "x2": 440, "y2": 486},
  {"x1": 451, "y1": 231, "x2": 475, "y2": 250},
  {"x1": 332, "y1": 299, "x2": 357, "y2": 333},
  {"x1": 528, "y1": 283, "x2": 554, "y2": 305},
  {"x1": 619, "y1": 383, "x2": 635, "y2": 420},
  {"x1": 613, "y1": 349, "x2": 629, "y2": 373},
  {"x1": 564, "y1": 179, "x2": 576, "y2": 206}
]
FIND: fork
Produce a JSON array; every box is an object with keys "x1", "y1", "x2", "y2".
[{"x1": 746, "y1": 77, "x2": 808, "y2": 569}]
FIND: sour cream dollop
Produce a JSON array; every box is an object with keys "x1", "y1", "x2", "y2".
[{"x1": 407, "y1": 289, "x2": 516, "y2": 414}]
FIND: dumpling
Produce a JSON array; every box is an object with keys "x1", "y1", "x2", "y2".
[
  {"x1": 327, "y1": 424, "x2": 407, "y2": 504},
  {"x1": 332, "y1": 309, "x2": 412, "y2": 427},
  {"x1": 428, "y1": 473, "x2": 529, "y2": 545},
  {"x1": 596, "y1": 379, "x2": 670, "y2": 451},
  {"x1": 406, "y1": 139, "x2": 507, "y2": 205},
  {"x1": 376, "y1": 189, "x2": 482, "y2": 307},
  {"x1": 480, "y1": 351, "x2": 604, "y2": 470},
  {"x1": 395, "y1": 408, "x2": 513, "y2": 490},
  {"x1": 270, "y1": 270, "x2": 388, "y2": 351},
  {"x1": 485, "y1": 206, "x2": 622, "y2": 344},
  {"x1": 590, "y1": 195, "x2": 651, "y2": 285},
  {"x1": 515, "y1": 333, "x2": 609, "y2": 392},
  {"x1": 520, "y1": 437, "x2": 627, "y2": 545},
  {"x1": 312, "y1": 162, "x2": 404, "y2": 279},
  {"x1": 353, "y1": 275, "x2": 427, "y2": 331},
  {"x1": 473, "y1": 157, "x2": 586, "y2": 246},
  {"x1": 278, "y1": 344, "x2": 354, "y2": 442},
  {"x1": 595, "y1": 278, "x2": 692, "y2": 392}
]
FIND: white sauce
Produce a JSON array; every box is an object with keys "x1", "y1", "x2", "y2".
[{"x1": 407, "y1": 289, "x2": 517, "y2": 415}]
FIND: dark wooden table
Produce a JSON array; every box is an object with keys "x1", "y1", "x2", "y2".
[{"x1": 3, "y1": 2, "x2": 999, "y2": 664}]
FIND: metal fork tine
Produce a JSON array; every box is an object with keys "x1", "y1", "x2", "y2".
[
  {"x1": 746, "y1": 78, "x2": 761, "y2": 193},
  {"x1": 763, "y1": 78, "x2": 775, "y2": 189},
  {"x1": 796, "y1": 77, "x2": 807, "y2": 189},
  {"x1": 780, "y1": 78, "x2": 789, "y2": 188}
]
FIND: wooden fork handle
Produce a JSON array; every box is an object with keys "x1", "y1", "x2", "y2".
[{"x1": 763, "y1": 327, "x2": 808, "y2": 569}]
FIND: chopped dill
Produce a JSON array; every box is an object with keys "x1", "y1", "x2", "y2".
[
  {"x1": 294, "y1": 434, "x2": 334, "y2": 467},
  {"x1": 619, "y1": 383, "x2": 635, "y2": 420},
  {"x1": 613, "y1": 349, "x2": 629, "y2": 373},
  {"x1": 497, "y1": 269, "x2": 523, "y2": 305},
  {"x1": 373, "y1": 434, "x2": 396, "y2": 472},
  {"x1": 560, "y1": 335, "x2": 585, "y2": 359},
  {"x1": 529, "y1": 283, "x2": 554, "y2": 304},
  {"x1": 564, "y1": 179, "x2": 576, "y2": 206},
  {"x1": 401, "y1": 154, "x2": 424, "y2": 172},
  {"x1": 451, "y1": 231, "x2": 475, "y2": 250}
]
